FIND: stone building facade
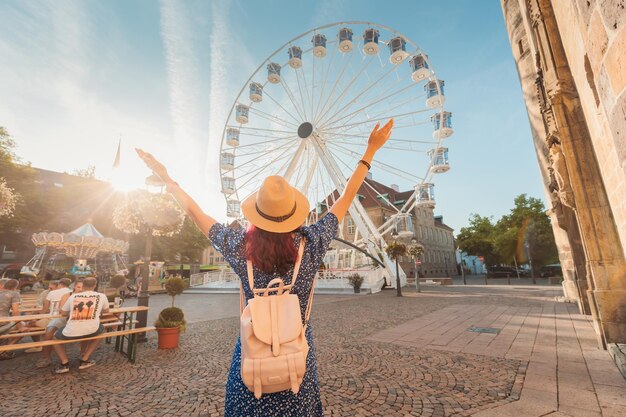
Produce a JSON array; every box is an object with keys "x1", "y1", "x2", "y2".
[
  {"x1": 501, "y1": 0, "x2": 626, "y2": 347},
  {"x1": 335, "y1": 177, "x2": 456, "y2": 278}
]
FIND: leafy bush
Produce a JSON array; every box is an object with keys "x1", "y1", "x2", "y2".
[
  {"x1": 155, "y1": 306, "x2": 186, "y2": 331},
  {"x1": 164, "y1": 276, "x2": 185, "y2": 307},
  {"x1": 109, "y1": 275, "x2": 126, "y2": 289}
]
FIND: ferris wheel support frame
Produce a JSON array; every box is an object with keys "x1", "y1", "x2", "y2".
[{"x1": 310, "y1": 132, "x2": 406, "y2": 287}]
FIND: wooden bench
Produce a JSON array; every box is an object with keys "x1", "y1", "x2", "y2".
[
  {"x1": 0, "y1": 327, "x2": 155, "y2": 363},
  {"x1": 0, "y1": 319, "x2": 137, "y2": 340},
  {"x1": 0, "y1": 306, "x2": 151, "y2": 363}
]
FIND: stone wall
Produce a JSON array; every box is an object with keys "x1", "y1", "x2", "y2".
[
  {"x1": 501, "y1": 0, "x2": 626, "y2": 347},
  {"x1": 551, "y1": 0, "x2": 626, "y2": 251}
]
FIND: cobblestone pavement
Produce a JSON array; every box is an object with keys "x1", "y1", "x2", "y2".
[{"x1": 0, "y1": 284, "x2": 622, "y2": 416}]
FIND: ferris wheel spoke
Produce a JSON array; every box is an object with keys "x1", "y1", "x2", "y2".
[
  {"x1": 314, "y1": 54, "x2": 376, "y2": 127},
  {"x1": 247, "y1": 106, "x2": 299, "y2": 129},
  {"x1": 262, "y1": 90, "x2": 303, "y2": 125},
  {"x1": 329, "y1": 91, "x2": 429, "y2": 133},
  {"x1": 293, "y1": 66, "x2": 310, "y2": 121},
  {"x1": 319, "y1": 131, "x2": 434, "y2": 145},
  {"x1": 234, "y1": 141, "x2": 297, "y2": 159},
  {"x1": 327, "y1": 142, "x2": 424, "y2": 183},
  {"x1": 319, "y1": 82, "x2": 423, "y2": 131},
  {"x1": 235, "y1": 125, "x2": 295, "y2": 136},
  {"x1": 279, "y1": 77, "x2": 307, "y2": 122},
  {"x1": 314, "y1": 40, "x2": 338, "y2": 120},
  {"x1": 235, "y1": 146, "x2": 297, "y2": 191},
  {"x1": 323, "y1": 45, "x2": 420, "y2": 128},
  {"x1": 362, "y1": 180, "x2": 401, "y2": 213},
  {"x1": 313, "y1": 53, "x2": 353, "y2": 126},
  {"x1": 232, "y1": 141, "x2": 296, "y2": 173},
  {"x1": 315, "y1": 50, "x2": 413, "y2": 128},
  {"x1": 297, "y1": 67, "x2": 314, "y2": 123},
  {"x1": 324, "y1": 107, "x2": 432, "y2": 133},
  {"x1": 323, "y1": 139, "x2": 428, "y2": 153}
]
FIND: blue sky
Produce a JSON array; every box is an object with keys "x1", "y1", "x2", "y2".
[{"x1": 0, "y1": 0, "x2": 546, "y2": 233}]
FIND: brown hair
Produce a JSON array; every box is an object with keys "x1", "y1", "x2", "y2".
[
  {"x1": 4, "y1": 279, "x2": 18, "y2": 290},
  {"x1": 59, "y1": 278, "x2": 72, "y2": 288},
  {"x1": 83, "y1": 277, "x2": 97, "y2": 290}
]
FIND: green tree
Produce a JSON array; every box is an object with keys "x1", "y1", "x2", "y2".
[
  {"x1": 456, "y1": 195, "x2": 558, "y2": 270},
  {"x1": 456, "y1": 214, "x2": 497, "y2": 265}
]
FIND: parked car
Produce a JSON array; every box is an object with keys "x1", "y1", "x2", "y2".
[
  {"x1": 487, "y1": 266, "x2": 520, "y2": 278},
  {"x1": 540, "y1": 264, "x2": 562, "y2": 278}
]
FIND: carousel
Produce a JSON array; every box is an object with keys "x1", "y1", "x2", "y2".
[{"x1": 21, "y1": 223, "x2": 129, "y2": 282}]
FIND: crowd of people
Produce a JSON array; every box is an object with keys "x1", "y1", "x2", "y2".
[{"x1": 0, "y1": 276, "x2": 110, "y2": 373}]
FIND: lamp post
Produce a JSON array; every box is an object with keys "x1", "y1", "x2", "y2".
[
  {"x1": 390, "y1": 228, "x2": 402, "y2": 297},
  {"x1": 136, "y1": 174, "x2": 166, "y2": 342},
  {"x1": 524, "y1": 241, "x2": 535, "y2": 284},
  {"x1": 410, "y1": 236, "x2": 421, "y2": 293},
  {"x1": 457, "y1": 248, "x2": 466, "y2": 285}
]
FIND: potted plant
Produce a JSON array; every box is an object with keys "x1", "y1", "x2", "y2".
[
  {"x1": 347, "y1": 273, "x2": 364, "y2": 293},
  {"x1": 385, "y1": 242, "x2": 407, "y2": 297},
  {"x1": 155, "y1": 276, "x2": 186, "y2": 349}
]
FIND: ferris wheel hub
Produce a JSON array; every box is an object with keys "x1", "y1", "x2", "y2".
[{"x1": 297, "y1": 122, "x2": 314, "y2": 139}]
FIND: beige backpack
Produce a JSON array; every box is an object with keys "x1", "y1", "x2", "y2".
[{"x1": 239, "y1": 241, "x2": 315, "y2": 399}]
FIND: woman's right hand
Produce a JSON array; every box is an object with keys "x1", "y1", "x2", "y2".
[
  {"x1": 135, "y1": 148, "x2": 171, "y2": 183},
  {"x1": 367, "y1": 118, "x2": 394, "y2": 153}
]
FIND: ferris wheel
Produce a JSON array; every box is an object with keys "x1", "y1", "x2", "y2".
[{"x1": 219, "y1": 22, "x2": 453, "y2": 282}]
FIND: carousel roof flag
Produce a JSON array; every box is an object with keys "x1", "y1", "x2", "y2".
[{"x1": 31, "y1": 223, "x2": 129, "y2": 259}]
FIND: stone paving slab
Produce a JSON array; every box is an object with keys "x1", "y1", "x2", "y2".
[
  {"x1": 368, "y1": 286, "x2": 626, "y2": 417},
  {"x1": 0, "y1": 284, "x2": 624, "y2": 416}
]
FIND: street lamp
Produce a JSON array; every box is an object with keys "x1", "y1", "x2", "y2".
[
  {"x1": 524, "y1": 241, "x2": 535, "y2": 284},
  {"x1": 390, "y1": 228, "x2": 402, "y2": 297},
  {"x1": 136, "y1": 174, "x2": 166, "y2": 342},
  {"x1": 456, "y1": 248, "x2": 466, "y2": 285},
  {"x1": 410, "y1": 236, "x2": 421, "y2": 293}
]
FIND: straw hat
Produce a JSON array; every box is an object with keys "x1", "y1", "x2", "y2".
[{"x1": 241, "y1": 176, "x2": 310, "y2": 233}]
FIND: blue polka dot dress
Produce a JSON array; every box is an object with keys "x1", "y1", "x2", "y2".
[{"x1": 208, "y1": 213, "x2": 338, "y2": 417}]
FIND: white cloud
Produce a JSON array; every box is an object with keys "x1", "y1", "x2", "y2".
[{"x1": 205, "y1": 0, "x2": 256, "y2": 220}]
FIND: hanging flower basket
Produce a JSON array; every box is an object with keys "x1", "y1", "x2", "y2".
[
  {"x1": 113, "y1": 190, "x2": 184, "y2": 236},
  {"x1": 0, "y1": 178, "x2": 17, "y2": 218}
]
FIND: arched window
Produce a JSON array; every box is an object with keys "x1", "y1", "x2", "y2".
[{"x1": 347, "y1": 218, "x2": 355, "y2": 235}]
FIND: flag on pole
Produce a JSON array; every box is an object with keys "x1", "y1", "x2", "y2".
[{"x1": 112, "y1": 138, "x2": 121, "y2": 168}]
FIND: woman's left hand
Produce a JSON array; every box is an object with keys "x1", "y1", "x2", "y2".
[{"x1": 135, "y1": 148, "x2": 171, "y2": 182}]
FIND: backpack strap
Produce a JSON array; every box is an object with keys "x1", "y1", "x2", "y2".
[
  {"x1": 303, "y1": 275, "x2": 317, "y2": 328},
  {"x1": 246, "y1": 238, "x2": 306, "y2": 292}
]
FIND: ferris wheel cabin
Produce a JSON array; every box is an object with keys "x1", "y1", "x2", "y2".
[
  {"x1": 288, "y1": 46, "x2": 303, "y2": 68},
  {"x1": 425, "y1": 80, "x2": 445, "y2": 108},
  {"x1": 226, "y1": 200, "x2": 241, "y2": 218},
  {"x1": 416, "y1": 183, "x2": 436, "y2": 208},
  {"x1": 431, "y1": 111, "x2": 453, "y2": 139},
  {"x1": 222, "y1": 176, "x2": 235, "y2": 194},
  {"x1": 220, "y1": 152, "x2": 234, "y2": 171},
  {"x1": 338, "y1": 28, "x2": 354, "y2": 52},
  {"x1": 409, "y1": 54, "x2": 430, "y2": 81},
  {"x1": 226, "y1": 128, "x2": 240, "y2": 147},
  {"x1": 363, "y1": 28, "x2": 380, "y2": 55},
  {"x1": 267, "y1": 62, "x2": 281, "y2": 84},
  {"x1": 428, "y1": 148, "x2": 450, "y2": 174},
  {"x1": 235, "y1": 104, "x2": 249, "y2": 124},
  {"x1": 388, "y1": 36, "x2": 409, "y2": 64},
  {"x1": 249, "y1": 82, "x2": 263, "y2": 103},
  {"x1": 393, "y1": 213, "x2": 414, "y2": 238},
  {"x1": 312, "y1": 34, "x2": 327, "y2": 57}
]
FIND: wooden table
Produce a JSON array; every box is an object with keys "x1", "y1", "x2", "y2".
[{"x1": 0, "y1": 306, "x2": 150, "y2": 362}]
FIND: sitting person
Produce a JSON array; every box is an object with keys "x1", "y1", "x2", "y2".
[
  {"x1": 53, "y1": 277, "x2": 109, "y2": 374},
  {"x1": 36, "y1": 280, "x2": 58, "y2": 309},
  {"x1": 35, "y1": 279, "x2": 83, "y2": 367},
  {"x1": 0, "y1": 279, "x2": 25, "y2": 360}
]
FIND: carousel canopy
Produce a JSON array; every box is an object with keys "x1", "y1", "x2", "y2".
[{"x1": 31, "y1": 223, "x2": 129, "y2": 259}]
